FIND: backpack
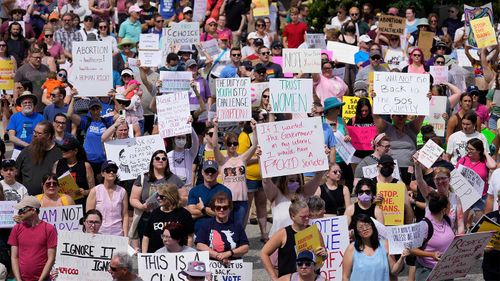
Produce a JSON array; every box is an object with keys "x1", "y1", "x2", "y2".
[{"x1": 420, "y1": 215, "x2": 452, "y2": 250}]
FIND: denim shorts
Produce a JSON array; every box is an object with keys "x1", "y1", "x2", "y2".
[
  {"x1": 471, "y1": 194, "x2": 487, "y2": 211},
  {"x1": 246, "y1": 179, "x2": 263, "y2": 193}
]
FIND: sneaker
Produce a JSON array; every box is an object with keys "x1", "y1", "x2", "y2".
[{"x1": 249, "y1": 218, "x2": 258, "y2": 225}]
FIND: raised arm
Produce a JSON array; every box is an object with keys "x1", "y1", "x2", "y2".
[
  {"x1": 413, "y1": 153, "x2": 433, "y2": 198},
  {"x1": 240, "y1": 120, "x2": 258, "y2": 164},
  {"x1": 189, "y1": 126, "x2": 200, "y2": 159},
  {"x1": 211, "y1": 118, "x2": 227, "y2": 166},
  {"x1": 302, "y1": 171, "x2": 326, "y2": 197}
]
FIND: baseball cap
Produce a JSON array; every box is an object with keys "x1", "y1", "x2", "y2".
[
  {"x1": 14, "y1": 196, "x2": 41, "y2": 210},
  {"x1": 359, "y1": 35, "x2": 372, "y2": 43},
  {"x1": 467, "y1": 85, "x2": 480, "y2": 95},
  {"x1": 59, "y1": 137, "x2": 80, "y2": 151},
  {"x1": 378, "y1": 154, "x2": 395, "y2": 165},
  {"x1": 101, "y1": 160, "x2": 119, "y2": 172},
  {"x1": 296, "y1": 250, "x2": 316, "y2": 263},
  {"x1": 128, "y1": 5, "x2": 142, "y2": 14},
  {"x1": 254, "y1": 63, "x2": 267, "y2": 74},
  {"x1": 88, "y1": 99, "x2": 102, "y2": 109},
  {"x1": 186, "y1": 59, "x2": 197, "y2": 68},
  {"x1": 121, "y1": 68, "x2": 134, "y2": 76},
  {"x1": 271, "y1": 41, "x2": 283, "y2": 49},
  {"x1": 202, "y1": 160, "x2": 218, "y2": 171},
  {"x1": 180, "y1": 261, "x2": 210, "y2": 277},
  {"x1": 1, "y1": 159, "x2": 16, "y2": 169},
  {"x1": 183, "y1": 7, "x2": 193, "y2": 13}
]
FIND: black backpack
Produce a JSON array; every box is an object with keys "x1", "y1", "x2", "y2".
[{"x1": 420, "y1": 215, "x2": 452, "y2": 249}]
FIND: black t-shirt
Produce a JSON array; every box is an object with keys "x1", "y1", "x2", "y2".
[
  {"x1": 224, "y1": 0, "x2": 250, "y2": 31},
  {"x1": 195, "y1": 217, "x2": 249, "y2": 254},
  {"x1": 140, "y1": 5, "x2": 158, "y2": 23},
  {"x1": 482, "y1": 211, "x2": 500, "y2": 275}
]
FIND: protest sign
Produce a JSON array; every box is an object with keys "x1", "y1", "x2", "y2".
[
  {"x1": 163, "y1": 22, "x2": 200, "y2": 45},
  {"x1": 427, "y1": 232, "x2": 494, "y2": 281},
  {"x1": 58, "y1": 171, "x2": 83, "y2": 200},
  {"x1": 252, "y1": 0, "x2": 269, "y2": 16},
  {"x1": 384, "y1": 49, "x2": 407, "y2": 71},
  {"x1": 192, "y1": 0, "x2": 207, "y2": 21},
  {"x1": 216, "y1": 78, "x2": 252, "y2": 122},
  {"x1": 334, "y1": 131, "x2": 356, "y2": 164},
  {"x1": 450, "y1": 169, "x2": 482, "y2": 211},
  {"x1": 470, "y1": 17, "x2": 497, "y2": 48},
  {"x1": 464, "y1": 3, "x2": 494, "y2": 47},
  {"x1": 418, "y1": 140, "x2": 445, "y2": 168},
  {"x1": 156, "y1": 92, "x2": 192, "y2": 138},
  {"x1": 310, "y1": 216, "x2": 349, "y2": 280},
  {"x1": 250, "y1": 82, "x2": 269, "y2": 107},
  {"x1": 209, "y1": 260, "x2": 253, "y2": 281},
  {"x1": 138, "y1": 252, "x2": 210, "y2": 280},
  {"x1": 282, "y1": 49, "x2": 321, "y2": 73},
  {"x1": 139, "y1": 33, "x2": 159, "y2": 49},
  {"x1": 456, "y1": 49, "x2": 473, "y2": 67},
  {"x1": 493, "y1": 90, "x2": 500, "y2": 109},
  {"x1": 295, "y1": 224, "x2": 324, "y2": 268},
  {"x1": 341, "y1": 96, "x2": 372, "y2": 123},
  {"x1": 373, "y1": 72, "x2": 430, "y2": 116},
  {"x1": 257, "y1": 117, "x2": 328, "y2": 178},
  {"x1": 0, "y1": 60, "x2": 14, "y2": 90},
  {"x1": 471, "y1": 215, "x2": 500, "y2": 250},
  {"x1": 0, "y1": 201, "x2": 16, "y2": 228},
  {"x1": 139, "y1": 50, "x2": 162, "y2": 67},
  {"x1": 426, "y1": 96, "x2": 447, "y2": 136},
  {"x1": 39, "y1": 205, "x2": 83, "y2": 231},
  {"x1": 377, "y1": 183, "x2": 405, "y2": 225},
  {"x1": 326, "y1": 42, "x2": 359, "y2": 65},
  {"x1": 69, "y1": 41, "x2": 113, "y2": 97},
  {"x1": 347, "y1": 126, "x2": 378, "y2": 151},
  {"x1": 271, "y1": 56, "x2": 293, "y2": 78},
  {"x1": 160, "y1": 71, "x2": 192, "y2": 92},
  {"x1": 386, "y1": 222, "x2": 425, "y2": 255},
  {"x1": 269, "y1": 78, "x2": 312, "y2": 113},
  {"x1": 417, "y1": 31, "x2": 435, "y2": 60},
  {"x1": 55, "y1": 231, "x2": 128, "y2": 281},
  {"x1": 200, "y1": 39, "x2": 220, "y2": 57},
  {"x1": 429, "y1": 65, "x2": 448, "y2": 85},
  {"x1": 377, "y1": 15, "x2": 406, "y2": 35},
  {"x1": 457, "y1": 165, "x2": 485, "y2": 195},
  {"x1": 104, "y1": 135, "x2": 166, "y2": 181},
  {"x1": 362, "y1": 160, "x2": 401, "y2": 180},
  {"x1": 306, "y1": 34, "x2": 327, "y2": 49}
]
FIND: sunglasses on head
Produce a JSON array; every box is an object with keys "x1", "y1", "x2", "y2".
[
  {"x1": 226, "y1": 141, "x2": 239, "y2": 147},
  {"x1": 155, "y1": 156, "x2": 167, "y2": 161}
]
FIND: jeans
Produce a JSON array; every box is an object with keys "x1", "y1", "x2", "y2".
[{"x1": 231, "y1": 201, "x2": 249, "y2": 224}]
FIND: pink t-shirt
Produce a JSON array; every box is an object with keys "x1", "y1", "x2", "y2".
[
  {"x1": 314, "y1": 75, "x2": 348, "y2": 105},
  {"x1": 475, "y1": 103, "x2": 490, "y2": 124},
  {"x1": 456, "y1": 156, "x2": 488, "y2": 195},
  {"x1": 417, "y1": 215, "x2": 454, "y2": 269},
  {"x1": 47, "y1": 42, "x2": 65, "y2": 60},
  {"x1": 220, "y1": 155, "x2": 248, "y2": 201}
]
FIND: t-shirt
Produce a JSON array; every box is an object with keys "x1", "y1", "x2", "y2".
[
  {"x1": 16, "y1": 145, "x2": 62, "y2": 195},
  {"x1": 220, "y1": 155, "x2": 247, "y2": 201},
  {"x1": 446, "y1": 131, "x2": 488, "y2": 165},
  {"x1": 195, "y1": 218, "x2": 249, "y2": 254},
  {"x1": 314, "y1": 75, "x2": 348, "y2": 103},
  {"x1": 224, "y1": 0, "x2": 250, "y2": 31},
  {"x1": 283, "y1": 22, "x2": 308, "y2": 48},
  {"x1": 43, "y1": 103, "x2": 71, "y2": 133},
  {"x1": 80, "y1": 116, "x2": 114, "y2": 163},
  {"x1": 143, "y1": 207, "x2": 194, "y2": 253},
  {"x1": 118, "y1": 18, "x2": 141, "y2": 43},
  {"x1": 456, "y1": 156, "x2": 488, "y2": 195},
  {"x1": 417, "y1": 215, "x2": 454, "y2": 269},
  {"x1": 155, "y1": 246, "x2": 197, "y2": 253},
  {"x1": 8, "y1": 221, "x2": 58, "y2": 281},
  {"x1": 159, "y1": 0, "x2": 178, "y2": 19},
  {"x1": 354, "y1": 155, "x2": 379, "y2": 178},
  {"x1": 383, "y1": 120, "x2": 418, "y2": 167},
  {"x1": 354, "y1": 50, "x2": 369, "y2": 66},
  {"x1": 486, "y1": 88, "x2": 500, "y2": 115},
  {"x1": 6, "y1": 112, "x2": 44, "y2": 150},
  {"x1": 237, "y1": 132, "x2": 260, "y2": 180},
  {"x1": 167, "y1": 149, "x2": 196, "y2": 185},
  {"x1": 1, "y1": 180, "x2": 28, "y2": 202},
  {"x1": 487, "y1": 169, "x2": 500, "y2": 211},
  {"x1": 188, "y1": 183, "x2": 232, "y2": 231}
]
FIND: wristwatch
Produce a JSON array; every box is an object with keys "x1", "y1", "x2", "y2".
[{"x1": 201, "y1": 207, "x2": 207, "y2": 215}]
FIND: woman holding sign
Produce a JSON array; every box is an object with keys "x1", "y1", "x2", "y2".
[
  {"x1": 312, "y1": 60, "x2": 349, "y2": 104},
  {"x1": 36, "y1": 174, "x2": 75, "y2": 207}
]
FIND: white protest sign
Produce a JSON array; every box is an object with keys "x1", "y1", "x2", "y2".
[
  {"x1": 55, "y1": 231, "x2": 129, "y2": 281},
  {"x1": 192, "y1": 0, "x2": 207, "y2": 22},
  {"x1": 427, "y1": 232, "x2": 494, "y2": 281},
  {"x1": 138, "y1": 252, "x2": 210, "y2": 280},
  {"x1": 160, "y1": 71, "x2": 192, "y2": 92},
  {"x1": 104, "y1": 135, "x2": 166, "y2": 181},
  {"x1": 456, "y1": 49, "x2": 472, "y2": 67},
  {"x1": 457, "y1": 165, "x2": 485, "y2": 195},
  {"x1": 250, "y1": 82, "x2": 269, "y2": 107},
  {"x1": 39, "y1": 205, "x2": 83, "y2": 232},
  {"x1": 216, "y1": 78, "x2": 252, "y2": 122},
  {"x1": 334, "y1": 131, "x2": 355, "y2": 164},
  {"x1": 201, "y1": 39, "x2": 220, "y2": 57},
  {"x1": 306, "y1": 34, "x2": 326, "y2": 49},
  {"x1": 450, "y1": 169, "x2": 482, "y2": 211},
  {"x1": 257, "y1": 117, "x2": 328, "y2": 178},
  {"x1": 429, "y1": 65, "x2": 449, "y2": 85},
  {"x1": 139, "y1": 33, "x2": 160, "y2": 49},
  {"x1": 373, "y1": 72, "x2": 430, "y2": 115},
  {"x1": 282, "y1": 48, "x2": 321, "y2": 73},
  {"x1": 362, "y1": 160, "x2": 401, "y2": 180},
  {"x1": 139, "y1": 50, "x2": 162, "y2": 67},
  {"x1": 427, "y1": 96, "x2": 447, "y2": 136},
  {"x1": 209, "y1": 260, "x2": 253, "y2": 281},
  {"x1": 493, "y1": 90, "x2": 500, "y2": 109},
  {"x1": 326, "y1": 41, "x2": 359, "y2": 65},
  {"x1": 156, "y1": 92, "x2": 192, "y2": 138},
  {"x1": 0, "y1": 201, "x2": 16, "y2": 228},
  {"x1": 164, "y1": 22, "x2": 200, "y2": 45},
  {"x1": 69, "y1": 41, "x2": 113, "y2": 97},
  {"x1": 418, "y1": 140, "x2": 444, "y2": 168},
  {"x1": 269, "y1": 78, "x2": 312, "y2": 113},
  {"x1": 386, "y1": 222, "x2": 425, "y2": 255},
  {"x1": 310, "y1": 216, "x2": 349, "y2": 280}
]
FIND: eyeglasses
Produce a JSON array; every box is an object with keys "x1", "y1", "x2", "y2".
[
  {"x1": 45, "y1": 181, "x2": 59, "y2": 187},
  {"x1": 155, "y1": 156, "x2": 167, "y2": 161},
  {"x1": 262, "y1": 95, "x2": 269, "y2": 98},
  {"x1": 260, "y1": 52, "x2": 270, "y2": 56},
  {"x1": 378, "y1": 144, "x2": 391, "y2": 149},
  {"x1": 215, "y1": 205, "x2": 230, "y2": 211},
  {"x1": 435, "y1": 61, "x2": 445, "y2": 65},
  {"x1": 296, "y1": 261, "x2": 313, "y2": 267},
  {"x1": 85, "y1": 220, "x2": 101, "y2": 225},
  {"x1": 44, "y1": 34, "x2": 53, "y2": 38},
  {"x1": 156, "y1": 193, "x2": 167, "y2": 200},
  {"x1": 231, "y1": 53, "x2": 242, "y2": 57},
  {"x1": 357, "y1": 224, "x2": 372, "y2": 232},
  {"x1": 160, "y1": 234, "x2": 172, "y2": 239},
  {"x1": 104, "y1": 168, "x2": 118, "y2": 174},
  {"x1": 50, "y1": 93, "x2": 59, "y2": 98},
  {"x1": 370, "y1": 56, "x2": 381, "y2": 60},
  {"x1": 18, "y1": 206, "x2": 32, "y2": 215},
  {"x1": 358, "y1": 190, "x2": 372, "y2": 195},
  {"x1": 226, "y1": 141, "x2": 239, "y2": 147},
  {"x1": 57, "y1": 72, "x2": 67, "y2": 78}
]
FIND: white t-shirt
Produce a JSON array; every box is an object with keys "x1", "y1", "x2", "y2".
[
  {"x1": 1, "y1": 180, "x2": 28, "y2": 202},
  {"x1": 487, "y1": 169, "x2": 500, "y2": 211},
  {"x1": 446, "y1": 131, "x2": 488, "y2": 165}
]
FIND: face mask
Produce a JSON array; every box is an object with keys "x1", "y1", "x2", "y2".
[
  {"x1": 175, "y1": 138, "x2": 187, "y2": 148},
  {"x1": 380, "y1": 166, "x2": 394, "y2": 177},
  {"x1": 288, "y1": 182, "x2": 300, "y2": 193},
  {"x1": 166, "y1": 64, "x2": 178, "y2": 71},
  {"x1": 357, "y1": 193, "x2": 372, "y2": 203}
]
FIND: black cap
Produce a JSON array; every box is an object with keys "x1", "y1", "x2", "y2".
[
  {"x1": 254, "y1": 38, "x2": 264, "y2": 46},
  {"x1": 101, "y1": 160, "x2": 118, "y2": 172},
  {"x1": 1, "y1": 159, "x2": 16, "y2": 169},
  {"x1": 202, "y1": 160, "x2": 218, "y2": 171},
  {"x1": 88, "y1": 99, "x2": 102, "y2": 109},
  {"x1": 378, "y1": 154, "x2": 395, "y2": 165},
  {"x1": 59, "y1": 137, "x2": 80, "y2": 151},
  {"x1": 271, "y1": 41, "x2": 283, "y2": 49},
  {"x1": 254, "y1": 63, "x2": 267, "y2": 74},
  {"x1": 241, "y1": 61, "x2": 253, "y2": 71}
]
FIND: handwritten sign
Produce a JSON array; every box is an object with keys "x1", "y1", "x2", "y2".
[
  {"x1": 450, "y1": 169, "x2": 482, "y2": 211},
  {"x1": 326, "y1": 42, "x2": 359, "y2": 65},
  {"x1": 470, "y1": 17, "x2": 497, "y2": 48},
  {"x1": 472, "y1": 215, "x2": 500, "y2": 250},
  {"x1": 418, "y1": 139, "x2": 444, "y2": 168},
  {"x1": 456, "y1": 49, "x2": 472, "y2": 67},
  {"x1": 156, "y1": 92, "x2": 192, "y2": 138},
  {"x1": 373, "y1": 72, "x2": 430, "y2": 116},
  {"x1": 362, "y1": 160, "x2": 401, "y2": 180},
  {"x1": 55, "y1": 231, "x2": 129, "y2": 281},
  {"x1": 387, "y1": 222, "x2": 424, "y2": 254},
  {"x1": 160, "y1": 71, "x2": 192, "y2": 92},
  {"x1": 417, "y1": 31, "x2": 435, "y2": 60},
  {"x1": 269, "y1": 78, "x2": 312, "y2": 113},
  {"x1": 429, "y1": 65, "x2": 448, "y2": 85},
  {"x1": 250, "y1": 82, "x2": 269, "y2": 107},
  {"x1": 104, "y1": 135, "x2": 166, "y2": 181},
  {"x1": 347, "y1": 126, "x2": 378, "y2": 151},
  {"x1": 252, "y1": 0, "x2": 269, "y2": 17},
  {"x1": 271, "y1": 56, "x2": 293, "y2": 78},
  {"x1": 69, "y1": 41, "x2": 113, "y2": 97},
  {"x1": 377, "y1": 183, "x2": 405, "y2": 225},
  {"x1": 427, "y1": 232, "x2": 494, "y2": 281},
  {"x1": 257, "y1": 117, "x2": 328, "y2": 178},
  {"x1": 310, "y1": 216, "x2": 349, "y2": 280},
  {"x1": 192, "y1": 0, "x2": 207, "y2": 22},
  {"x1": 334, "y1": 131, "x2": 356, "y2": 164},
  {"x1": 0, "y1": 201, "x2": 16, "y2": 228},
  {"x1": 139, "y1": 50, "x2": 162, "y2": 67},
  {"x1": 139, "y1": 33, "x2": 159, "y2": 50},
  {"x1": 209, "y1": 261, "x2": 253, "y2": 281},
  {"x1": 39, "y1": 205, "x2": 83, "y2": 231},
  {"x1": 138, "y1": 252, "x2": 210, "y2": 280},
  {"x1": 464, "y1": 3, "x2": 494, "y2": 47},
  {"x1": 377, "y1": 15, "x2": 406, "y2": 35},
  {"x1": 0, "y1": 60, "x2": 14, "y2": 90},
  {"x1": 306, "y1": 34, "x2": 327, "y2": 49},
  {"x1": 164, "y1": 22, "x2": 200, "y2": 45},
  {"x1": 216, "y1": 78, "x2": 252, "y2": 122},
  {"x1": 200, "y1": 39, "x2": 220, "y2": 57},
  {"x1": 341, "y1": 96, "x2": 372, "y2": 123},
  {"x1": 426, "y1": 96, "x2": 446, "y2": 136},
  {"x1": 282, "y1": 49, "x2": 321, "y2": 73},
  {"x1": 457, "y1": 165, "x2": 485, "y2": 196}
]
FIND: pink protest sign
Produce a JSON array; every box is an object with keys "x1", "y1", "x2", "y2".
[{"x1": 347, "y1": 126, "x2": 378, "y2": 151}]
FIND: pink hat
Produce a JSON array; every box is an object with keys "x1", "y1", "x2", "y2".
[
  {"x1": 128, "y1": 5, "x2": 142, "y2": 14},
  {"x1": 205, "y1": 17, "x2": 217, "y2": 28}
]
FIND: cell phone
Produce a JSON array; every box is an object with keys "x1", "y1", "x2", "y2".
[{"x1": 120, "y1": 110, "x2": 126, "y2": 118}]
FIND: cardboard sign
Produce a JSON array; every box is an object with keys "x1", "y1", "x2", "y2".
[
  {"x1": 160, "y1": 71, "x2": 192, "y2": 93},
  {"x1": 139, "y1": 50, "x2": 162, "y2": 67},
  {"x1": 0, "y1": 201, "x2": 16, "y2": 228},
  {"x1": 426, "y1": 96, "x2": 447, "y2": 136},
  {"x1": 377, "y1": 183, "x2": 405, "y2": 225},
  {"x1": 417, "y1": 140, "x2": 444, "y2": 168},
  {"x1": 69, "y1": 41, "x2": 113, "y2": 97},
  {"x1": 104, "y1": 135, "x2": 166, "y2": 181},
  {"x1": 457, "y1": 165, "x2": 485, "y2": 195},
  {"x1": 450, "y1": 169, "x2": 482, "y2": 211},
  {"x1": 362, "y1": 160, "x2": 401, "y2": 180},
  {"x1": 58, "y1": 171, "x2": 83, "y2": 200},
  {"x1": 306, "y1": 34, "x2": 327, "y2": 49},
  {"x1": 192, "y1": 0, "x2": 207, "y2": 22},
  {"x1": 373, "y1": 72, "x2": 430, "y2": 116},
  {"x1": 138, "y1": 252, "x2": 210, "y2": 280},
  {"x1": 0, "y1": 60, "x2": 14, "y2": 90},
  {"x1": 417, "y1": 30, "x2": 435, "y2": 59},
  {"x1": 282, "y1": 49, "x2": 321, "y2": 73},
  {"x1": 471, "y1": 215, "x2": 500, "y2": 250},
  {"x1": 257, "y1": 117, "x2": 329, "y2": 178},
  {"x1": 470, "y1": 17, "x2": 497, "y2": 48},
  {"x1": 334, "y1": 131, "x2": 356, "y2": 164},
  {"x1": 200, "y1": 39, "x2": 220, "y2": 57},
  {"x1": 55, "y1": 232, "x2": 129, "y2": 281},
  {"x1": 427, "y1": 232, "x2": 494, "y2": 281},
  {"x1": 215, "y1": 78, "x2": 252, "y2": 122},
  {"x1": 347, "y1": 126, "x2": 378, "y2": 151},
  {"x1": 377, "y1": 15, "x2": 406, "y2": 35},
  {"x1": 464, "y1": 3, "x2": 494, "y2": 47},
  {"x1": 429, "y1": 65, "x2": 449, "y2": 85},
  {"x1": 139, "y1": 33, "x2": 160, "y2": 50},
  {"x1": 326, "y1": 42, "x2": 359, "y2": 65},
  {"x1": 310, "y1": 216, "x2": 349, "y2": 280},
  {"x1": 250, "y1": 82, "x2": 269, "y2": 107},
  {"x1": 269, "y1": 78, "x2": 312, "y2": 113},
  {"x1": 209, "y1": 260, "x2": 253, "y2": 281},
  {"x1": 39, "y1": 205, "x2": 83, "y2": 232},
  {"x1": 252, "y1": 0, "x2": 269, "y2": 16},
  {"x1": 156, "y1": 92, "x2": 192, "y2": 138},
  {"x1": 164, "y1": 22, "x2": 200, "y2": 45}
]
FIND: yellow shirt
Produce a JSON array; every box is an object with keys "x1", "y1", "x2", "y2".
[{"x1": 237, "y1": 131, "x2": 261, "y2": 180}]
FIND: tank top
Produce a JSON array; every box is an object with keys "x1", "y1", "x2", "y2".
[
  {"x1": 95, "y1": 184, "x2": 126, "y2": 236},
  {"x1": 350, "y1": 240, "x2": 390, "y2": 281},
  {"x1": 319, "y1": 184, "x2": 345, "y2": 215},
  {"x1": 453, "y1": 113, "x2": 463, "y2": 133},
  {"x1": 351, "y1": 203, "x2": 376, "y2": 229},
  {"x1": 278, "y1": 225, "x2": 298, "y2": 277}
]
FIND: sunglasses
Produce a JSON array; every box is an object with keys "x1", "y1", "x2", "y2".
[
  {"x1": 109, "y1": 266, "x2": 119, "y2": 272},
  {"x1": 297, "y1": 261, "x2": 313, "y2": 267},
  {"x1": 413, "y1": 54, "x2": 422, "y2": 57},
  {"x1": 358, "y1": 190, "x2": 372, "y2": 195},
  {"x1": 45, "y1": 34, "x2": 53, "y2": 38},
  {"x1": 371, "y1": 56, "x2": 381, "y2": 60},
  {"x1": 350, "y1": 13, "x2": 359, "y2": 16},
  {"x1": 215, "y1": 205, "x2": 230, "y2": 211},
  {"x1": 332, "y1": 170, "x2": 342, "y2": 174},
  {"x1": 204, "y1": 168, "x2": 217, "y2": 175},
  {"x1": 18, "y1": 206, "x2": 32, "y2": 215},
  {"x1": 437, "y1": 46, "x2": 446, "y2": 50},
  {"x1": 207, "y1": 132, "x2": 214, "y2": 137},
  {"x1": 104, "y1": 168, "x2": 118, "y2": 174},
  {"x1": 156, "y1": 194, "x2": 167, "y2": 200},
  {"x1": 156, "y1": 20, "x2": 164, "y2": 23},
  {"x1": 435, "y1": 61, "x2": 445, "y2": 65},
  {"x1": 262, "y1": 95, "x2": 269, "y2": 98},
  {"x1": 256, "y1": 24, "x2": 265, "y2": 27},
  {"x1": 45, "y1": 181, "x2": 58, "y2": 186},
  {"x1": 226, "y1": 141, "x2": 239, "y2": 147},
  {"x1": 232, "y1": 53, "x2": 242, "y2": 57},
  {"x1": 99, "y1": 25, "x2": 107, "y2": 29},
  {"x1": 272, "y1": 45, "x2": 282, "y2": 49},
  {"x1": 260, "y1": 52, "x2": 270, "y2": 56},
  {"x1": 0, "y1": 44, "x2": 6, "y2": 47},
  {"x1": 155, "y1": 156, "x2": 167, "y2": 161},
  {"x1": 50, "y1": 93, "x2": 59, "y2": 98},
  {"x1": 57, "y1": 73, "x2": 67, "y2": 78}
]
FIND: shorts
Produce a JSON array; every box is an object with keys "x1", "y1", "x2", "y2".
[
  {"x1": 488, "y1": 113, "x2": 500, "y2": 130},
  {"x1": 471, "y1": 194, "x2": 487, "y2": 211},
  {"x1": 246, "y1": 179, "x2": 263, "y2": 193}
]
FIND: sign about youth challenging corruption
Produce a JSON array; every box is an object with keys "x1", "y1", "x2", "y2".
[
  {"x1": 163, "y1": 22, "x2": 200, "y2": 45},
  {"x1": 39, "y1": 205, "x2": 83, "y2": 232},
  {"x1": 427, "y1": 232, "x2": 494, "y2": 281},
  {"x1": 282, "y1": 48, "x2": 322, "y2": 73},
  {"x1": 55, "y1": 231, "x2": 129, "y2": 281},
  {"x1": 310, "y1": 216, "x2": 349, "y2": 280},
  {"x1": 216, "y1": 78, "x2": 252, "y2": 122},
  {"x1": 156, "y1": 92, "x2": 192, "y2": 138},
  {"x1": 373, "y1": 72, "x2": 430, "y2": 116},
  {"x1": 377, "y1": 15, "x2": 406, "y2": 35},
  {"x1": 69, "y1": 41, "x2": 113, "y2": 97},
  {"x1": 138, "y1": 251, "x2": 210, "y2": 281},
  {"x1": 450, "y1": 169, "x2": 482, "y2": 211},
  {"x1": 209, "y1": 260, "x2": 253, "y2": 281},
  {"x1": 269, "y1": 78, "x2": 312, "y2": 113},
  {"x1": 0, "y1": 201, "x2": 16, "y2": 228},
  {"x1": 464, "y1": 3, "x2": 493, "y2": 47},
  {"x1": 426, "y1": 96, "x2": 447, "y2": 136},
  {"x1": 257, "y1": 117, "x2": 329, "y2": 178},
  {"x1": 376, "y1": 183, "x2": 405, "y2": 225},
  {"x1": 104, "y1": 135, "x2": 166, "y2": 181},
  {"x1": 160, "y1": 71, "x2": 192, "y2": 93}
]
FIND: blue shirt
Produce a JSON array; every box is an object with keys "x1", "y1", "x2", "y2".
[
  {"x1": 354, "y1": 50, "x2": 369, "y2": 66},
  {"x1": 43, "y1": 104, "x2": 71, "y2": 133},
  {"x1": 188, "y1": 183, "x2": 232, "y2": 231},
  {"x1": 159, "y1": 0, "x2": 178, "y2": 19},
  {"x1": 6, "y1": 112, "x2": 44, "y2": 150},
  {"x1": 220, "y1": 65, "x2": 238, "y2": 78},
  {"x1": 79, "y1": 115, "x2": 114, "y2": 163},
  {"x1": 117, "y1": 19, "x2": 142, "y2": 43}
]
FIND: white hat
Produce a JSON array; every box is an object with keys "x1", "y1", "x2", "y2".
[
  {"x1": 359, "y1": 34, "x2": 372, "y2": 43},
  {"x1": 183, "y1": 6, "x2": 192, "y2": 13},
  {"x1": 247, "y1": 32, "x2": 259, "y2": 40}
]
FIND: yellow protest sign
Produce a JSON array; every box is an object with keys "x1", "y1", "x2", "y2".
[
  {"x1": 475, "y1": 216, "x2": 500, "y2": 250},
  {"x1": 470, "y1": 17, "x2": 497, "y2": 48},
  {"x1": 253, "y1": 0, "x2": 270, "y2": 17},
  {"x1": 377, "y1": 183, "x2": 405, "y2": 225},
  {"x1": 0, "y1": 60, "x2": 14, "y2": 90},
  {"x1": 58, "y1": 171, "x2": 83, "y2": 200},
  {"x1": 295, "y1": 224, "x2": 323, "y2": 265},
  {"x1": 341, "y1": 96, "x2": 372, "y2": 124}
]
